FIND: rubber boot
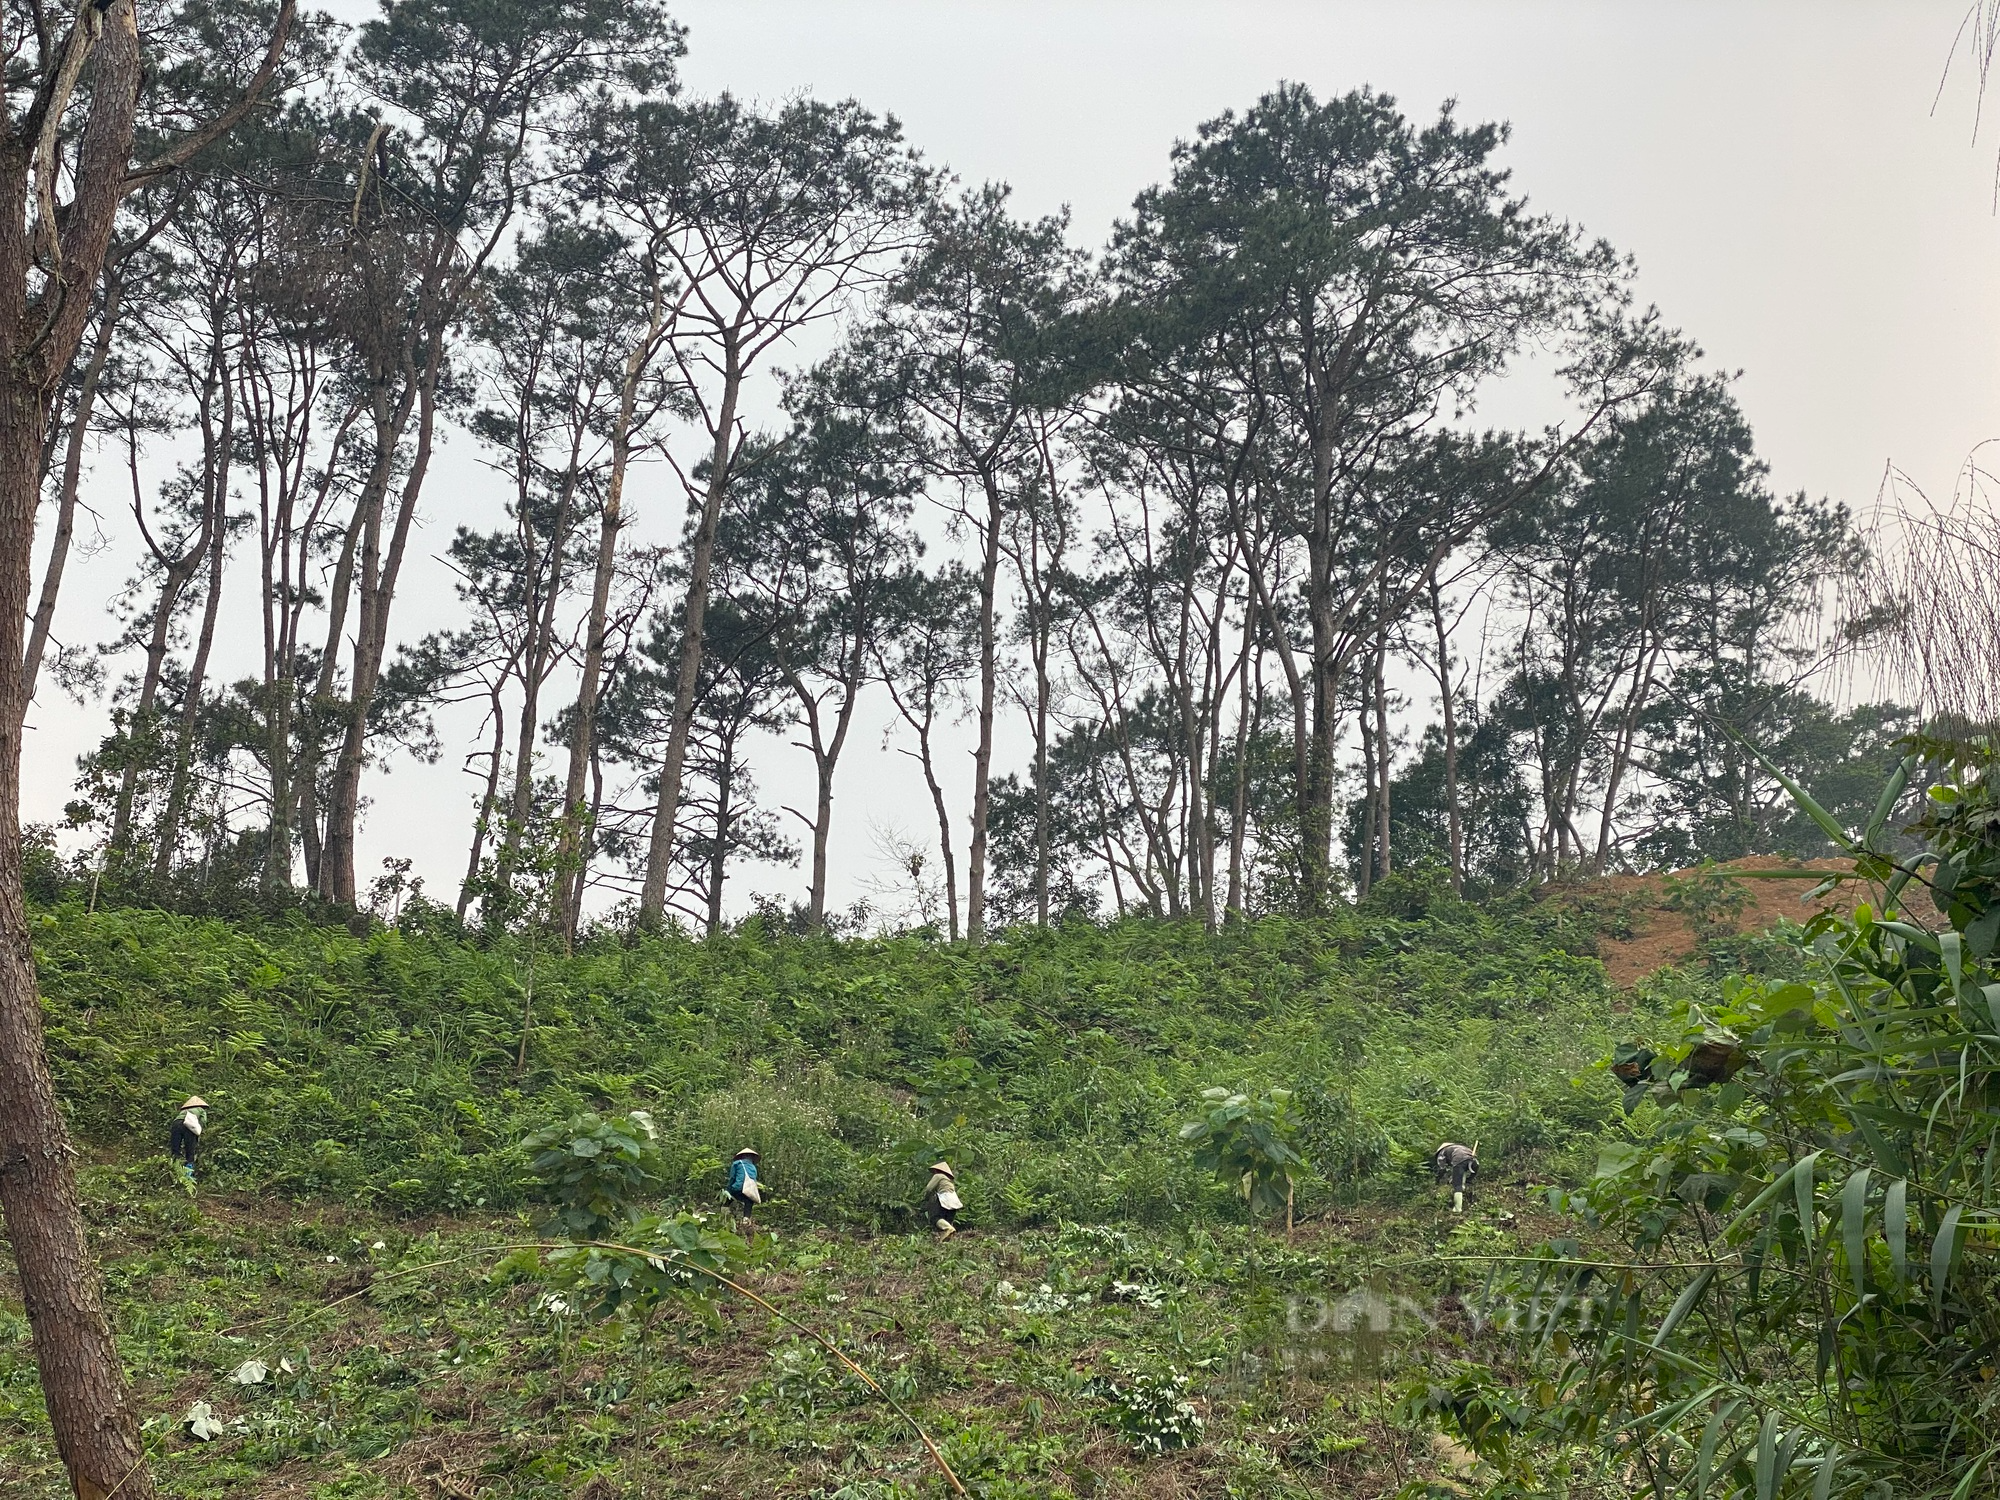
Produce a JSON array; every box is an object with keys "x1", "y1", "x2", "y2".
[{"x1": 1452, "y1": 1190, "x2": 1464, "y2": 1214}]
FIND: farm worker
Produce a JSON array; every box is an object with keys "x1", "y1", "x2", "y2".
[
  {"x1": 169, "y1": 1097, "x2": 207, "y2": 1182},
  {"x1": 1432, "y1": 1141, "x2": 1478, "y2": 1213},
  {"x1": 923, "y1": 1160, "x2": 961, "y2": 1237},
  {"x1": 727, "y1": 1147, "x2": 762, "y2": 1224}
]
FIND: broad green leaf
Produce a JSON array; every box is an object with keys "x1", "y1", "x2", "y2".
[
  {"x1": 1841, "y1": 1167, "x2": 1870, "y2": 1298},
  {"x1": 1886, "y1": 1178, "x2": 1908, "y2": 1290},
  {"x1": 1932, "y1": 1204, "x2": 1966, "y2": 1319},
  {"x1": 1697, "y1": 1399, "x2": 1743, "y2": 1495},
  {"x1": 1651, "y1": 1264, "x2": 1717, "y2": 1350},
  {"x1": 1739, "y1": 737, "x2": 1856, "y2": 853},
  {"x1": 1941, "y1": 931, "x2": 1967, "y2": 1000},
  {"x1": 1794, "y1": 1152, "x2": 1817, "y2": 1258},
  {"x1": 1753, "y1": 1411, "x2": 1780, "y2": 1500},
  {"x1": 1812, "y1": 1446, "x2": 1839, "y2": 1500},
  {"x1": 1864, "y1": 756, "x2": 1914, "y2": 848},
  {"x1": 1950, "y1": 1444, "x2": 1999, "y2": 1500}
]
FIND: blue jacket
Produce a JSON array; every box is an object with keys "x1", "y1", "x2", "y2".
[{"x1": 728, "y1": 1157, "x2": 759, "y2": 1197}]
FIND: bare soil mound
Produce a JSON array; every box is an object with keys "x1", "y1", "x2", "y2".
[{"x1": 1571, "y1": 856, "x2": 1935, "y2": 987}]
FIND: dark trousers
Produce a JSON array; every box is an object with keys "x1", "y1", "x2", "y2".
[{"x1": 168, "y1": 1122, "x2": 198, "y2": 1171}]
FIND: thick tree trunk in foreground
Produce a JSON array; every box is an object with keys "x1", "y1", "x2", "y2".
[
  {"x1": 0, "y1": 0, "x2": 293, "y2": 1482},
  {"x1": 0, "y1": 393, "x2": 154, "y2": 1500},
  {"x1": 0, "y1": 20, "x2": 150, "y2": 1500},
  {"x1": 0, "y1": 1, "x2": 158, "y2": 1489}
]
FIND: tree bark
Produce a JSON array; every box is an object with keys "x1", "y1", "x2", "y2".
[
  {"x1": 0, "y1": 3, "x2": 165, "y2": 1489},
  {"x1": 1373, "y1": 614, "x2": 1392, "y2": 882},
  {"x1": 457, "y1": 684, "x2": 510, "y2": 923},
  {"x1": 152, "y1": 490, "x2": 227, "y2": 880},
  {"x1": 554, "y1": 322, "x2": 650, "y2": 940},
  {"x1": 496, "y1": 452, "x2": 579, "y2": 881},
  {"x1": 108, "y1": 410, "x2": 217, "y2": 865},
  {"x1": 915, "y1": 712, "x2": 958, "y2": 941},
  {"x1": 153, "y1": 359, "x2": 234, "y2": 880},
  {"x1": 319, "y1": 367, "x2": 429, "y2": 907},
  {"x1": 964, "y1": 472, "x2": 1003, "y2": 943},
  {"x1": 297, "y1": 478, "x2": 368, "y2": 894}
]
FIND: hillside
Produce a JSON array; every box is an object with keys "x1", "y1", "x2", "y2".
[{"x1": 0, "y1": 891, "x2": 1724, "y2": 1497}]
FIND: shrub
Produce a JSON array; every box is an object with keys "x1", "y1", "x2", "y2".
[{"x1": 1180, "y1": 1087, "x2": 1307, "y2": 1223}]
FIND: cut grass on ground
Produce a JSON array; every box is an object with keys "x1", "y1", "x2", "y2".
[{"x1": 0, "y1": 1163, "x2": 1563, "y2": 1499}]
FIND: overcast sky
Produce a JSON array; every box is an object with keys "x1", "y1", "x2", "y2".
[{"x1": 24, "y1": 2, "x2": 2000, "y2": 921}]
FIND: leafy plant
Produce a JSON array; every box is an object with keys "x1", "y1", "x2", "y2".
[
  {"x1": 522, "y1": 1108, "x2": 751, "y2": 1319},
  {"x1": 1102, "y1": 1367, "x2": 1205, "y2": 1456},
  {"x1": 521, "y1": 1110, "x2": 661, "y2": 1241},
  {"x1": 1180, "y1": 1087, "x2": 1308, "y2": 1222}
]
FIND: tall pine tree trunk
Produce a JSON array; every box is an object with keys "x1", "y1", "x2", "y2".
[
  {"x1": 1429, "y1": 578, "x2": 1463, "y2": 894},
  {"x1": 638, "y1": 345, "x2": 741, "y2": 928},
  {"x1": 1373, "y1": 615, "x2": 1391, "y2": 882},
  {"x1": 965, "y1": 472, "x2": 1003, "y2": 943},
  {"x1": 707, "y1": 728, "x2": 733, "y2": 936}
]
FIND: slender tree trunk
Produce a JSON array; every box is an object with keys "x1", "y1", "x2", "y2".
[
  {"x1": 153, "y1": 364, "x2": 234, "y2": 880},
  {"x1": 152, "y1": 488, "x2": 228, "y2": 880},
  {"x1": 707, "y1": 727, "x2": 733, "y2": 936},
  {"x1": 457, "y1": 686, "x2": 509, "y2": 923},
  {"x1": 321, "y1": 367, "x2": 429, "y2": 908},
  {"x1": 1429, "y1": 578, "x2": 1463, "y2": 894},
  {"x1": 1356, "y1": 658, "x2": 1376, "y2": 899},
  {"x1": 639, "y1": 346, "x2": 742, "y2": 928},
  {"x1": 297, "y1": 484, "x2": 368, "y2": 894},
  {"x1": 555, "y1": 417, "x2": 634, "y2": 938},
  {"x1": 575, "y1": 730, "x2": 606, "y2": 937},
  {"x1": 109, "y1": 487, "x2": 211, "y2": 864},
  {"x1": 793, "y1": 641, "x2": 866, "y2": 930},
  {"x1": 1374, "y1": 614, "x2": 1391, "y2": 882},
  {"x1": 913, "y1": 708, "x2": 958, "y2": 941},
  {"x1": 1225, "y1": 592, "x2": 1256, "y2": 920},
  {"x1": 107, "y1": 593, "x2": 180, "y2": 860},
  {"x1": 1031, "y1": 629, "x2": 1051, "y2": 925},
  {"x1": 965, "y1": 472, "x2": 1003, "y2": 943},
  {"x1": 22, "y1": 268, "x2": 121, "y2": 712},
  {"x1": 263, "y1": 675, "x2": 292, "y2": 892},
  {"x1": 497, "y1": 460, "x2": 578, "y2": 879}
]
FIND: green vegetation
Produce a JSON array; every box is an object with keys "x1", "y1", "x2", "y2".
[
  {"x1": 1, "y1": 1168, "x2": 1551, "y2": 1498},
  {"x1": 2, "y1": 886, "x2": 1639, "y2": 1496},
  {"x1": 29, "y1": 894, "x2": 1625, "y2": 1230},
  {"x1": 1422, "y1": 736, "x2": 2000, "y2": 1499},
  {"x1": 14, "y1": 739, "x2": 1997, "y2": 1497}
]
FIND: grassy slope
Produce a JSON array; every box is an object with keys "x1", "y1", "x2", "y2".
[{"x1": 2, "y1": 893, "x2": 1636, "y2": 1496}]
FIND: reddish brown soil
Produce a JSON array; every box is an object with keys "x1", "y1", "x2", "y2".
[{"x1": 1573, "y1": 856, "x2": 1937, "y2": 988}]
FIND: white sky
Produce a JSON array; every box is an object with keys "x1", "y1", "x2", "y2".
[{"x1": 22, "y1": 1, "x2": 2000, "y2": 921}]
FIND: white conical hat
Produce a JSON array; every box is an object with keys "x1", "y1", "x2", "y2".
[
  {"x1": 928, "y1": 1161, "x2": 953, "y2": 1176},
  {"x1": 181, "y1": 1097, "x2": 207, "y2": 1110}
]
